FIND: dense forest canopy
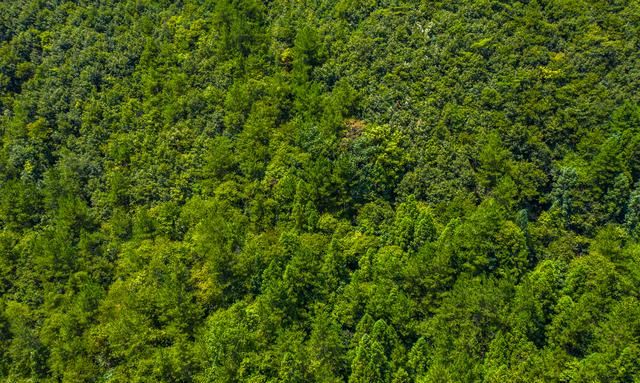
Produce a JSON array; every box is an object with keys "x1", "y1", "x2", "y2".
[{"x1": 1, "y1": 0, "x2": 640, "y2": 381}]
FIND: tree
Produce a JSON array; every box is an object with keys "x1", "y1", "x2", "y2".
[{"x1": 349, "y1": 334, "x2": 391, "y2": 383}]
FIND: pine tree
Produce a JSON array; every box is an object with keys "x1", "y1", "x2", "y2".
[{"x1": 349, "y1": 335, "x2": 391, "y2": 383}]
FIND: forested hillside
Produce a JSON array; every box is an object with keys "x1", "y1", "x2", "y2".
[{"x1": 2, "y1": 0, "x2": 640, "y2": 381}]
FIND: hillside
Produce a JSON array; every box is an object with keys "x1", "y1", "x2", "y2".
[{"x1": 1, "y1": 0, "x2": 640, "y2": 381}]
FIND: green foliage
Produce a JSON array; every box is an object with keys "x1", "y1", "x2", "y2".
[
  {"x1": 2, "y1": 0, "x2": 640, "y2": 381},
  {"x1": 349, "y1": 334, "x2": 391, "y2": 383}
]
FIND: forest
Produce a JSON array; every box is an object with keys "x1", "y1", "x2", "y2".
[{"x1": 1, "y1": 0, "x2": 640, "y2": 382}]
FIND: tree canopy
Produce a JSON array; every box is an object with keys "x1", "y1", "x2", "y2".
[{"x1": 2, "y1": 0, "x2": 640, "y2": 381}]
